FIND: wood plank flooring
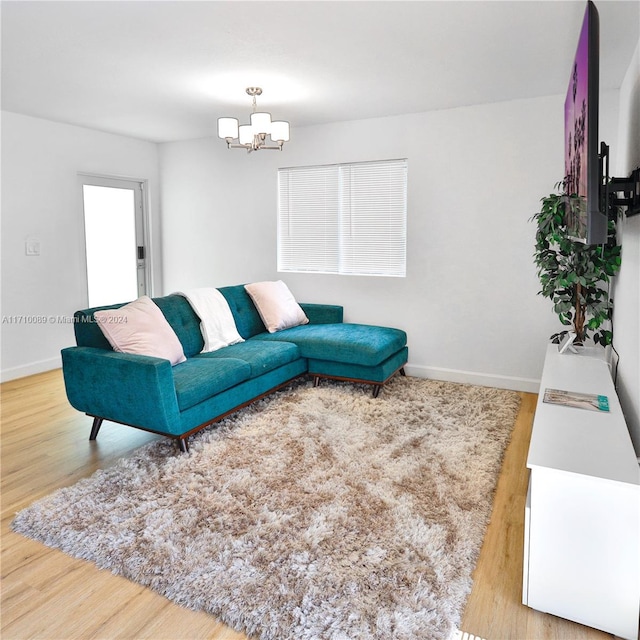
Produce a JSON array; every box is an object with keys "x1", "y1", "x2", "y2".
[{"x1": 1, "y1": 370, "x2": 613, "y2": 639}]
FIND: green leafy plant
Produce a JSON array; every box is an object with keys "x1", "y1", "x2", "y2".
[{"x1": 531, "y1": 188, "x2": 621, "y2": 345}]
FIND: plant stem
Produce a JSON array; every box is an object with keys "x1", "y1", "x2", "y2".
[{"x1": 574, "y1": 282, "x2": 585, "y2": 342}]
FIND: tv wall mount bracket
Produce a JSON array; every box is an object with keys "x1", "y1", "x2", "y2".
[{"x1": 600, "y1": 142, "x2": 640, "y2": 218}]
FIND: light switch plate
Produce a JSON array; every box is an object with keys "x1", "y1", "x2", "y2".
[{"x1": 25, "y1": 240, "x2": 41, "y2": 256}]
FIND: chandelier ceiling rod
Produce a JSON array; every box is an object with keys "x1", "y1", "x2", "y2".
[{"x1": 217, "y1": 87, "x2": 290, "y2": 153}]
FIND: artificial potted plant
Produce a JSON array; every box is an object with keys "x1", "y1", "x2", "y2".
[{"x1": 531, "y1": 188, "x2": 621, "y2": 346}]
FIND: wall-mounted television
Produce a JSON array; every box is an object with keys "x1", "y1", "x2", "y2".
[{"x1": 564, "y1": 0, "x2": 608, "y2": 244}]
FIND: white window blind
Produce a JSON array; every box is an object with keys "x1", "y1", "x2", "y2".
[{"x1": 278, "y1": 159, "x2": 407, "y2": 277}]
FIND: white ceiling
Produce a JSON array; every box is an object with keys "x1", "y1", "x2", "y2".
[{"x1": 1, "y1": 1, "x2": 638, "y2": 143}]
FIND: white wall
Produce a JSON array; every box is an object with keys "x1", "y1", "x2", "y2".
[
  {"x1": 159, "y1": 137, "x2": 273, "y2": 288},
  {"x1": 613, "y1": 40, "x2": 640, "y2": 453},
  {"x1": 160, "y1": 94, "x2": 588, "y2": 392},
  {"x1": 0, "y1": 112, "x2": 160, "y2": 381},
  {"x1": 4, "y1": 69, "x2": 633, "y2": 400}
]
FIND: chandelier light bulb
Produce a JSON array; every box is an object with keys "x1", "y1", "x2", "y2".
[
  {"x1": 270, "y1": 121, "x2": 290, "y2": 143},
  {"x1": 250, "y1": 112, "x2": 272, "y2": 135},
  {"x1": 217, "y1": 117, "x2": 238, "y2": 140},
  {"x1": 238, "y1": 124, "x2": 254, "y2": 146}
]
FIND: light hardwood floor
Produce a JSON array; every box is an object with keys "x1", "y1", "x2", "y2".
[{"x1": 1, "y1": 370, "x2": 612, "y2": 640}]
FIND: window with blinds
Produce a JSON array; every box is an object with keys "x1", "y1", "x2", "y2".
[{"x1": 277, "y1": 159, "x2": 407, "y2": 277}]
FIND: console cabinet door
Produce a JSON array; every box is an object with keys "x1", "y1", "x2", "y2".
[{"x1": 526, "y1": 467, "x2": 639, "y2": 640}]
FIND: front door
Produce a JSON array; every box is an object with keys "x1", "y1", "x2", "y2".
[{"x1": 81, "y1": 176, "x2": 147, "y2": 307}]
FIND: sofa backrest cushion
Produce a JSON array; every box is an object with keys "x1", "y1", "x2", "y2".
[
  {"x1": 74, "y1": 295, "x2": 205, "y2": 358},
  {"x1": 74, "y1": 302, "x2": 124, "y2": 350},
  {"x1": 73, "y1": 288, "x2": 268, "y2": 353},
  {"x1": 94, "y1": 295, "x2": 187, "y2": 365},
  {"x1": 153, "y1": 295, "x2": 205, "y2": 358},
  {"x1": 218, "y1": 285, "x2": 266, "y2": 339}
]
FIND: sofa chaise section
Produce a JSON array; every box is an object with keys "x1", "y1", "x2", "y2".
[{"x1": 252, "y1": 323, "x2": 408, "y2": 397}]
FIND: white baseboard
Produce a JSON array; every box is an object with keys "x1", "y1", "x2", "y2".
[
  {"x1": 1, "y1": 357, "x2": 541, "y2": 394},
  {"x1": 404, "y1": 363, "x2": 540, "y2": 394},
  {"x1": 1, "y1": 356, "x2": 62, "y2": 383}
]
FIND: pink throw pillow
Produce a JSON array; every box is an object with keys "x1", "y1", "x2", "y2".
[
  {"x1": 94, "y1": 296, "x2": 187, "y2": 365},
  {"x1": 244, "y1": 281, "x2": 309, "y2": 333}
]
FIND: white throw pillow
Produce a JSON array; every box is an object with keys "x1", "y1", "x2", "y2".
[
  {"x1": 244, "y1": 280, "x2": 309, "y2": 333},
  {"x1": 94, "y1": 296, "x2": 187, "y2": 365}
]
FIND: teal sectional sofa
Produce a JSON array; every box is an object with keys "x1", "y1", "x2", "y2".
[{"x1": 61, "y1": 285, "x2": 408, "y2": 452}]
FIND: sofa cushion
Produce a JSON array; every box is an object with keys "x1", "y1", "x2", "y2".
[
  {"x1": 94, "y1": 296, "x2": 187, "y2": 366},
  {"x1": 196, "y1": 340, "x2": 300, "y2": 377},
  {"x1": 251, "y1": 323, "x2": 407, "y2": 367},
  {"x1": 74, "y1": 302, "x2": 127, "y2": 350},
  {"x1": 244, "y1": 280, "x2": 309, "y2": 333},
  {"x1": 153, "y1": 295, "x2": 205, "y2": 358},
  {"x1": 172, "y1": 358, "x2": 251, "y2": 411},
  {"x1": 73, "y1": 295, "x2": 206, "y2": 358},
  {"x1": 218, "y1": 285, "x2": 267, "y2": 339}
]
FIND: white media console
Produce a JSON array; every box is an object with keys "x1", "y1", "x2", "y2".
[{"x1": 523, "y1": 343, "x2": 640, "y2": 640}]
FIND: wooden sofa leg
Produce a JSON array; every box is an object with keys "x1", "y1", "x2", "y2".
[
  {"x1": 178, "y1": 437, "x2": 189, "y2": 453},
  {"x1": 372, "y1": 384, "x2": 382, "y2": 398},
  {"x1": 313, "y1": 376, "x2": 321, "y2": 388},
  {"x1": 400, "y1": 367, "x2": 406, "y2": 376},
  {"x1": 89, "y1": 417, "x2": 103, "y2": 441}
]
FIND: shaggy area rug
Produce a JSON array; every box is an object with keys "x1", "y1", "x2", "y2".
[{"x1": 13, "y1": 376, "x2": 520, "y2": 640}]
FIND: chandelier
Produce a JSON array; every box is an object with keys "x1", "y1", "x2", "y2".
[{"x1": 217, "y1": 87, "x2": 290, "y2": 152}]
